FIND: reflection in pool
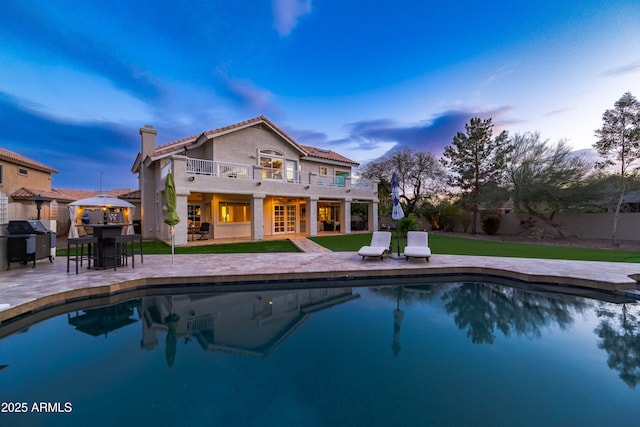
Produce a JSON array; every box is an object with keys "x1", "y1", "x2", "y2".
[{"x1": 1, "y1": 280, "x2": 640, "y2": 426}]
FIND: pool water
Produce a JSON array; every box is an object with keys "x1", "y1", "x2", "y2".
[{"x1": 1, "y1": 281, "x2": 639, "y2": 426}]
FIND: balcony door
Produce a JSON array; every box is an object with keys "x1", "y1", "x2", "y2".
[{"x1": 273, "y1": 204, "x2": 296, "y2": 234}]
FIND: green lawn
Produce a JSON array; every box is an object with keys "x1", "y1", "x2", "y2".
[
  {"x1": 310, "y1": 233, "x2": 640, "y2": 263},
  {"x1": 57, "y1": 233, "x2": 640, "y2": 263},
  {"x1": 57, "y1": 239, "x2": 300, "y2": 256}
]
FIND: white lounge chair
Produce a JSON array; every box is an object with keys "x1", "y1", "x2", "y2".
[
  {"x1": 404, "y1": 231, "x2": 431, "y2": 262},
  {"x1": 357, "y1": 231, "x2": 392, "y2": 260}
]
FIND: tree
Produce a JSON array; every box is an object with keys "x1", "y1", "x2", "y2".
[
  {"x1": 506, "y1": 133, "x2": 595, "y2": 235},
  {"x1": 358, "y1": 147, "x2": 445, "y2": 215},
  {"x1": 594, "y1": 92, "x2": 640, "y2": 245},
  {"x1": 441, "y1": 117, "x2": 511, "y2": 234}
]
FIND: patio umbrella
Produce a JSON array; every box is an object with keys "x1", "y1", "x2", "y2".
[
  {"x1": 164, "y1": 171, "x2": 180, "y2": 263},
  {"x1": 392, "y1": 287, "x2": 404, "y2": 357},
  {"x1": 391, "y1": 172, "x2": 404, "y2": 256},
  {"x1": 164, "y1": 312, "x2": 180, "y2": 370}
]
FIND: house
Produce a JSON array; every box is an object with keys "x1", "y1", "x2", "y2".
[
  {"x1": 0, "y1": 147, "x2": 59, "y2": 224},
  {"x1": 132, "y1": 116, "x2": 379, "y2": 245},
  {"x1": 139, "y1": 287, "x2": 358, "y2": 362},
  {"x1": 0, "y1": 147, "x2": 140, "y2": 236}
]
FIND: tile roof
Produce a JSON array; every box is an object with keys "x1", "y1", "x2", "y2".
[
  {"x1": 0, "y1": 147, "x2": 58, "y2": 174},
  {"x1": 298, "y1": 144, "x2": 359, "y2": 165},
  {"x1": 11, "y1": 188, "x2": 139, "y2": 203},
  {"x1": 149, "y1": 116, "x2": 358, "y2": 166}
]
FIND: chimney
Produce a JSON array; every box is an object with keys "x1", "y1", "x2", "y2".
[{"x1": 139, "y1": 124, "x2": 157, "y2": 159}]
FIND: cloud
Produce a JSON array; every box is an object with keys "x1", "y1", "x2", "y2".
[
  {"x1": 304, "y1": 107, "x2": 517, "y2": 165},
  {"x1": 337, "y1": 110, "x2": 496, "y2": 155},
  {"x1": 543, "y1": 108, "x2": 570, "y2": 118},
  {"x1": 285, "y1": 127, "x2": 328, "y2": 145},
  {"x1": 600, "y1": 60, "x2": 640, "y2": 77},
  {"x1": 214, "y1": 72, "x2": 284, "y2": 120},
  {"x1": 1, "y1": 3, "x2": 161, "y2": 101},
  {"x1": 0, "y1": 92, "x2": 138, "y2": 190},
  {"x1": 272, "y1": 0, "x2": 312, "y2": 37}
]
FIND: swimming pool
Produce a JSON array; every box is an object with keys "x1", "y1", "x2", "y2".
[{"x1": 1, "y1": 278, "x2": 639, "y2": 426}]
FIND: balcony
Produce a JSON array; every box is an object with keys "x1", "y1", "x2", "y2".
[{"x1": 184, "y1": 158, "x2": 376, "y2": 192}]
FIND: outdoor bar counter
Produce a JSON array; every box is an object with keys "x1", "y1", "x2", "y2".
[{"x1": 86, "y1": 223, "x2": 131, "y2": 269}]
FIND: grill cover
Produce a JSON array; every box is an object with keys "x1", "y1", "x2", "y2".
[{"x1": 8, "y1": 220, "x2": 51, "y2": 234}]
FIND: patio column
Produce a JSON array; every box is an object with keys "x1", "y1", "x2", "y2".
[
  {"x1": 252, "y1": 193, "x2": 265, "y2": 240},
  {"x1": 343, "y1": 199, "x2": 352, "y2": 234},
  {"x1": 309, "y1": 196, "x2": 318, "y2": 236},
  {"x1": 174, "y1": 191, "x2": 189, "y2": 246},
  {"x1": 370, "y1": 200, "x2": 379, "y2": 231}
]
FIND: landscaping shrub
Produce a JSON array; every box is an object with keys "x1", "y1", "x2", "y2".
[{"x1": 399, "y1": 214, "x2": 422, "y2": 237}]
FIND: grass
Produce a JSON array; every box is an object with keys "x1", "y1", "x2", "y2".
[
  {"x1": 56, "y1": 233, "x2": 640, "y2": 263},
  {"x1": 57, "y1": 239, "x2": 300, "y2": 256},
  {"x1": 310, "y1": 233, "x2": 640, "y2": 263}
]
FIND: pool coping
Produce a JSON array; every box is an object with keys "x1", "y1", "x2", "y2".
[{"x1": 1, "y1": 252, "x2": 640, "y2": 326}]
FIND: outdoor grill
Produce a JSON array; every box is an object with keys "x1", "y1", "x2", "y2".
[{"x1": 5, "y1": 220, "x2": 56, "y2": 269}]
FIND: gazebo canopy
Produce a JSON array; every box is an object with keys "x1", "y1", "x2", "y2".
[
  {"x1": 68, "y1": 195, "x2": 135, "y2": 238},
  {"x1": 69, "y1": 195, "x2": 134, "y2": 208}
]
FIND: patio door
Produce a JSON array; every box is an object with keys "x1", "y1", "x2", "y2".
[{"x1": 273, "y1": 204, "x2": 296, "y2": 234}]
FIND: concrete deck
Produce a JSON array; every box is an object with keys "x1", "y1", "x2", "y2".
[{"x1": 2, "y1": 238, "x2": 640, "y2": 326}]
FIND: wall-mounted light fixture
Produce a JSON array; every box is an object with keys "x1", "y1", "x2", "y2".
[
  {"x1": 256, "y1": 182, "x2": 262, "y2": 186},
  {"x1": 188, "y1": 176, "x2": 195, "y2": 181},
  {"x1": 346, "y1": 189, "x2": 351, "y2": 193},
  {"x1": 304, "y1": 185, "x2": 310, "y2": 189}
]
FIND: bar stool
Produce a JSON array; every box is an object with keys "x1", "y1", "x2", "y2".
[
  {"x1": 67, "y1": 236, "x2": 98, "y2": 274},
  {"x1": 131, "y1": 233, "x2": 143, "y2": 264}
]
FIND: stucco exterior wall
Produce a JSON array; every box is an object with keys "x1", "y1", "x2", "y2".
[
  {"x1": 299, "y1": 159, "x2": 351, "y2": 176},
  {"x1": 0, "y1": 159, "x2": 53, "y2": 196},
  {"x1": 212, "y1": 126, "x2": 303, "y2": 164}
]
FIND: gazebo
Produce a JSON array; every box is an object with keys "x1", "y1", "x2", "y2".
[{"x1": 68, "y1": 195, "x2": 135, "y2": 238}]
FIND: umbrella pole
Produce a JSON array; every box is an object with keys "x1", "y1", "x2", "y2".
[
  {"x1": 171, "y1": 225, "x2": 175, "y2": 263},
  {"x1": 396, "y1": 220, "x2": 400, "y2": 257}
]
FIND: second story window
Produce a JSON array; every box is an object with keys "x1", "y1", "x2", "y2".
[
  {"x1": 0, "y1": 165, "x2": 3, "y2": 184},
  {"x1": 18, "y1": 167, "x2": 28, "y2": 176},
  {"x1": 259, "y1": 149, "x2": 283, "y2": 180}
]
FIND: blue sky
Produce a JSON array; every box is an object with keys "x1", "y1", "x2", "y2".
[{"x1": 1, "y1": 0, "x2": 639, "y2": 190}]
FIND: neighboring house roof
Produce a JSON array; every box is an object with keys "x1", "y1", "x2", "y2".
[
  {"x1": 133, "y1": 116, "x2": 358, "y2": 171},
  {"x1": 11, "y1": 187, "x2": 76, "y2": 203},
  {"x1": 118, "y1": 189, "x2": 141, "y2": 200},
  {"x1": 0, "y1": 147, "x2": 59, "y2": 174},
  {"x1": 11, "y1": 187, "x2": 139, "y2": 203}
]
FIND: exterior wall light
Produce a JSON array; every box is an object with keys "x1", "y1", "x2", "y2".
[
  {"x1": 188, "y1": 176, "x2": 195, "y2": 181},
  {"x1": 256, "y1": 182, "x2": 262, "y2": 186}
]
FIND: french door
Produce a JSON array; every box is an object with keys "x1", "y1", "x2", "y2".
[{"x1": 274, "y1": 204, "x2": 296, "y2": 234}]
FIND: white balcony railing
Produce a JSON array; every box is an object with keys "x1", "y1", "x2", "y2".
[
  {"x1": 219, "y1": 163, "x2": 250, "y2": 179},
  {"x1": 261, "y1": 167, "x2": 284, "y2": 181},
  {"x1": 351, "y1": 179, "x2": 375, "y2": 190},
  {"x1": 316, "y1": 174, "x2": 349, "y2": 187},
  {"x1": 185, "y1": 157, "x2": 376, "y2": 192},
  {"x1": 187, "y1": 158, "x2": 250, "y2": 179}
]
